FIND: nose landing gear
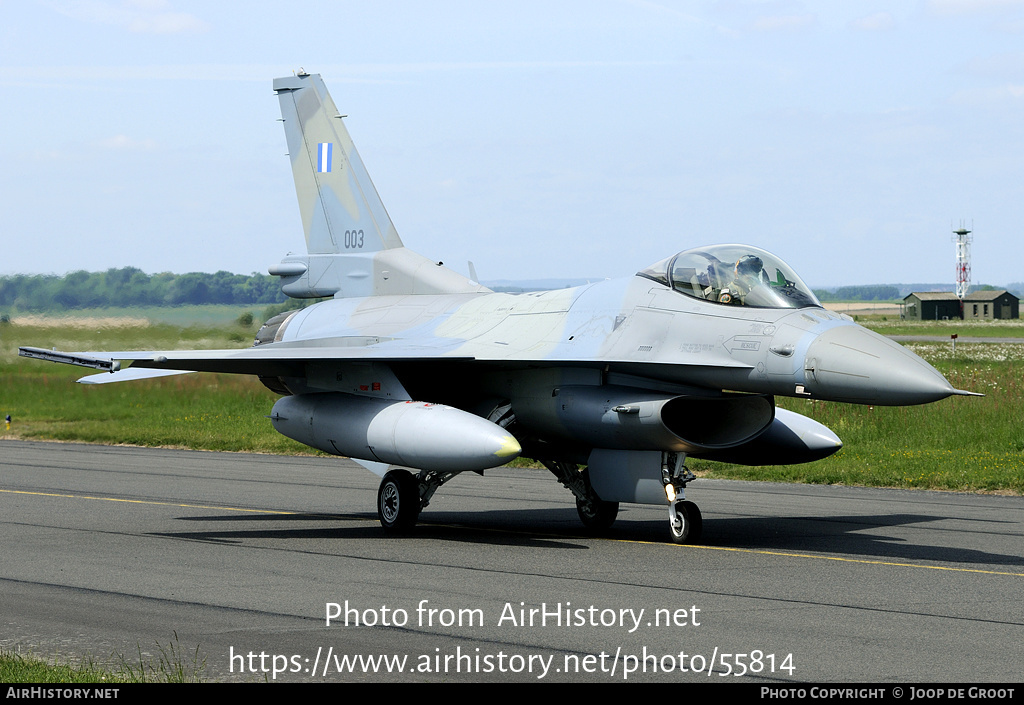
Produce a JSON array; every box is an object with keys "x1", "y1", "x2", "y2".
[{"x1": 663, "y1": 452, "x2": 702, "y2": 544}]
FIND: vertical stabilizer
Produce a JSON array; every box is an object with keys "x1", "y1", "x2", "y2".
[
  {"x1": 274, "y1": 72, "x2": 400, "y2": 256},
  {"x1": 270, "y1": 72, "x2": 487, "y2": 299}
]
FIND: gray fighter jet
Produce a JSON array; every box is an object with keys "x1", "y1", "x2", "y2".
[{"x1": 21, "y1": 72, "x2": 977, "y2": 543}]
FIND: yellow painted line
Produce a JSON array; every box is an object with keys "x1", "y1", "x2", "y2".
[
  {"x1": 625, "y1": 538, "x2": 1024, "y2": 577},
  {"x1": 413, "y1": 521, "x2": 1024, "y2": 577},
  {"x1": 0, "y1": 487, "x2": 296, "y2": 515}
]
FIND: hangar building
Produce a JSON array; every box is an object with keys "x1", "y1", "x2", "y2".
[
  {"x1": 903, "y1": 290, "x2": 1019, "y2": 320},
  {"x1": 963, "y1": 290, "x2": 1019, "y2": 320},
  {"x1": 902, "y1": 292, "x2": 961, "y2": 321}
]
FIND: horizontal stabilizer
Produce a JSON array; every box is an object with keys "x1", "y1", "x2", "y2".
[{"x1": 77, "y1": 368, "x2": 195, "y2": 385}]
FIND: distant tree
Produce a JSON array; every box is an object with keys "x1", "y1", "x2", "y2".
[
  {"x1": 832, "y1": 285, "x2": 900, "y2": 301},
  {"x1": 0, "y1": 269, "x2": 287, "y2": 311}
]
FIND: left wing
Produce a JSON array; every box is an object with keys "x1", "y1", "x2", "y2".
[{"x1": 19, "y1": 342, "x2": 476, "y2": 380}]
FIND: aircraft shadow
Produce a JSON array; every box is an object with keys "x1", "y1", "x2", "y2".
[
  {"x1": 156, "y1": 508, "x2": 1023, "y2": 567},
  {"x1": 676, "y1": 512, "x2": 1024, "y2": 567},
  {"x1": 157, "y1": 508, "x2": 592, "y2": 549}
]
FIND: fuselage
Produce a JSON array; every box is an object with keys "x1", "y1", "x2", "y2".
[{"x1": 263, "y1": 271, "x2": 957, "y2": 408}]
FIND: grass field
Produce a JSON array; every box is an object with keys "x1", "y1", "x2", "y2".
[
  {"x1": 861, "y1": 317, "x2": 1024, "y2": 338},
  {"x1": 9, "y1": 303, "x2": 268, "y2": 328},
  {"x1": 2, "y1": 312, "x2": 1021, "y2": 493},
  {"x1": 1, "y1": 315, "x2": 308, "y2": 454}
]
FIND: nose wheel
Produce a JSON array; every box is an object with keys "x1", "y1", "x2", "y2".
[
  {"x1": 668, "y1": 500, "x2": 702, "y2": 544},
  {"x1": 663, "y1": 451, "x2": 702, "y2": 544}
]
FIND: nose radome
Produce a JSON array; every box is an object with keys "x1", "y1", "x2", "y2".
[{"x1": 803, "y1": 325, "x2": 957, "y2": 405}]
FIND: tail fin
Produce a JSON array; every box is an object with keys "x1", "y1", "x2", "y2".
[{"x1": 270, "y1": 72, "x2": 486, "y2": 298}]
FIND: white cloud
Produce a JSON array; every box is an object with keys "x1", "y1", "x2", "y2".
[
  {"x1": 752, "y1": 14, "x2": 815, "y2": 32},
  {"x1": 949, "y1": 83, "x2": 1024, "y2": 102},
  {"x1": 44, "y1": 0, "x2": 210, "y2": 34},
  {"x1": 97, "y1": 134, "x2": 156, "y2": 150},
  {"x1": 929, "y1": 0, "x2": 1024, "y2": 14},
  {"x1": 964, "y1": 51, "x2": 1024, "y2": 78},
  {"x1": 621, "y1": 0, "x2": 702, "y2": 24},
  {"x1": 850, "y1": 12, "x2": 895, "y2": 31},
  {"x1": 127, "y1": 12, "x2": 207, "y2": 34}
]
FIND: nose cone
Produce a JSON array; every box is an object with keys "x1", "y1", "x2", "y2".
[{"x1": 804, "y1": 325, "x2": 956, "y2": 405}]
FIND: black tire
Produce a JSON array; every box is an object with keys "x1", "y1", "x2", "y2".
[
  {"x1": 575, "y1": 468, "x2": 619, "y2": 532},
  {"x1": 669, "y1": 500, "x2": 703, "y2": 544},
  {"x1": 377, "y1": 470, "x2": 420, "y2": 533},
  {"x1": 576, "y1": 496, "x2": 619, "y2": 532}
]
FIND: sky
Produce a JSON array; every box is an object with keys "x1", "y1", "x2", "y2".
[{"x1": 1, "y1": 1, "x2": 1023, "y2": 288}]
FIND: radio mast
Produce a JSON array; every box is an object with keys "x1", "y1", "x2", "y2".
[{"x1": 953, "y1": 224, "x2": 972, "y2": 300}]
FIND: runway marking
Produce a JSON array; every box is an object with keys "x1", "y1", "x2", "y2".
[
  {"x1": 656, "y1": 541, "x2": 1024, "y2": 577},
  {"x1": 396, "y1": 519, "x2": 1024, "y2": 578},
  {"x1": 0, "y1": 488, "x2": 296, "y2": 515}
]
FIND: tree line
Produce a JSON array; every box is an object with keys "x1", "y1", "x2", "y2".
[
  {"x1": 812, "y1": 285, "x2": 901, "y2": 302},
  {"x1": 0, "y1": 267, "x2": 288, "y2": 312}
]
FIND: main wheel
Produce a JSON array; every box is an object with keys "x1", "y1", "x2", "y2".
[
  {"x1": 574, "y1": 468, "x2": 619, "y2": 532},
  {"x1": 377, "y1": 470, "x2": 420, "y2": 533},
  {"x1": 669, "y1": 500, "x2": 703, "y2": 544},
  {"x1": 576, "y1": 496, "x2": 619, "y2": 532}
]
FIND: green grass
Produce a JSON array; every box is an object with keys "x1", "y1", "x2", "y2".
[
  {"x1": 1, "y1": 634, "x2": 205, "y2": 683},
  {"x1": 2, "y1": 314, "x2": 1022, "y2": 493},
  {"x1": 0, "y1": 652, "x2": 122, "y2": 683},
  {"x1": 9, "y1": 304, "x2": 269, "y2": 328},
  {"x1": 861, "y1": 317, "x2": 1024, "y2": 338},
  {"x1": 1, "y1": 318, "x2": 310, "y2": 454}
]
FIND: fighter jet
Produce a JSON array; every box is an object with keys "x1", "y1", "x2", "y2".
[{"x1": 20, "y1": 72, "x2": 977, "y2": 543}]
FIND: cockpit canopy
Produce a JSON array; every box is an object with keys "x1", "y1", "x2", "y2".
[{"x1": 638, "y1": 245, "x2": 820, "y2": 309}]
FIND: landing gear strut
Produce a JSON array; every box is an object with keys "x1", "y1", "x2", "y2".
[
  {"x1": 543, "y1": 461, "x2": 619, "y2": 533},
  {"x1": 663, "y1": 452, "x2": 702, "y2": 544},
  {"x1": 575, "y1": 470, "x2": 619, "y2": 531}
]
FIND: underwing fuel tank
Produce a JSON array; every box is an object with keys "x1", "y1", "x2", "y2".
[
  {"x1": 696, "y1": 407, "x2": 842, "y2": 465},
  {"x1": 271, "y1": 394, "x2": 521, "y2": 471}
]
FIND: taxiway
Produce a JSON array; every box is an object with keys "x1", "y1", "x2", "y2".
[{"x1": 1, "y1": 440, "x2": 1021, "y2": 682}]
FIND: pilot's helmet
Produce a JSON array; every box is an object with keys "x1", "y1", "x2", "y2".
[{"x1": 735, "y1": 255, "x2": 763, "y2": 278}]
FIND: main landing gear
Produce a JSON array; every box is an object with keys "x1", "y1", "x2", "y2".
[
  {"x1": 377, "y1": 470, "x2": 420, "y2": 533},
  {"x1": 377, "y1": 454, "x2": 703, "y2": 545},
  {"x1": 573, "y1": 469, "x2": 619, "y2": 532},
  {"x1": 545, "y1": 457, "x2": 702, "y2": 544},
  {"x1": 543, "y1": 461, "x2": 617, "y2": 534},
  {"x1": 376, "y1": 468, "x2": 462, "y2": 534}
]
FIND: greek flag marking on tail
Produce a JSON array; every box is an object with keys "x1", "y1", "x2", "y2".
[{"x1": 317, "y1": 142, "x2": 333, "y2": 173}]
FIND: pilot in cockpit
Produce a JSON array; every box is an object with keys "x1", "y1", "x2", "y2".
[
  {"x1": 716, "y1": 254, "x2": 764, "y2": 305},
  {"x1": 646, "y1": 245, "x2": 819, "y2": 310}
]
